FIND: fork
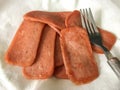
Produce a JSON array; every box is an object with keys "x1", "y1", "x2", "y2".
[{"x1": 80, "y1": 8, "x2": 120, "y2": 79}]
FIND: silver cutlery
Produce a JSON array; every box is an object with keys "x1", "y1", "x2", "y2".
[{"x1": 80, "y1": 8, "x2": 120, "y2": 79}]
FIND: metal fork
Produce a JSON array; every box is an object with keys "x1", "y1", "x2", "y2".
[{"x1": 80, "y1": 8, "x2": 120, "y2": 79}]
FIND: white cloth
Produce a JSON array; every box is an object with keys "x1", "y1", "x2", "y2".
[{"x1": 0, "y1": 0, "x2": 120, "y2": 90}]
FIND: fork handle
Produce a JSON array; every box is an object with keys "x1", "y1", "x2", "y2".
[
  {"x1": 101, "y1": 45, "x2": 120, "y2": 79},
  {"x1": 107, "y1": 57, "x2": 120, "y2": 79}
]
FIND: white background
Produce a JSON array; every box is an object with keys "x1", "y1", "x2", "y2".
[{"x1": 0, "y1": 0, "x2": 120, "y2": 90}]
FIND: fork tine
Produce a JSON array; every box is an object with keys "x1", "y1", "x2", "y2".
[
  {"x1": 88, "y1": 8, "x2": 99, "y2": 33},
  {"x1": 81, "y1": 9, "x2": 92, "y2": 36},
  {"x1": 80, "y1": 9, "x2": 86, "y2": 28},
  {"x1": 80, "y1": 8, "x2": 99, "y2": 35},
  {"x1": 80, "y1": 9, "x2": 85, "y2": 28},
  {"x1": 81, "y1": 8, "x2": 120, "y2": 79},
  {"x1": 85, "y1": 9, "x2": 95, "y2": 35},
  {"x1": 83, "y1": 9, "x2": 89, "y2": 31},
  {"x1": 84, "y1": 9, "x2": 94, "y2": 34}
]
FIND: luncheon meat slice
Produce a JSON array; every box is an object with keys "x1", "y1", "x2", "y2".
[
  {"x1": 5, "y1": 20, "x2": 45, "y2": 66},
  {"x1": 54, "y1": 34, "x2": 64, "y2": 67},
  {"x1": 24, "y1": 11, "x2": 71, "y2": 30},
  {"x1": 54, "y1": 65, "x2": 68, "y2": 79},
  {"x1": 92, "y1": 28, "x2": 116, "y2": 53},
  {"x1": 23, "y1": 25, "x2": 56, "y2": 79},
  {"x1": 65, "y1": 10, "x2": 116, "y2": 54},
  {"x1": 24, "y1": 10, "x2": 116, "y2": 53},
  {"x1": 65, "y1": 10, "x2": 82, "y2": 27},
  {"x1": 60, "y1": 26, "x2": 99, "y2": 84}
]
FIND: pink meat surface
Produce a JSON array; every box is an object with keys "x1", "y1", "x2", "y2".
[{"x1": 23, "y1": 25, "x2": 56, "y2": 79}]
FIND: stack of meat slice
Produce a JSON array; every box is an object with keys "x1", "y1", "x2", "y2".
[{"x1": 5, "y1": 10, "x2": 116, "y2": 85}]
